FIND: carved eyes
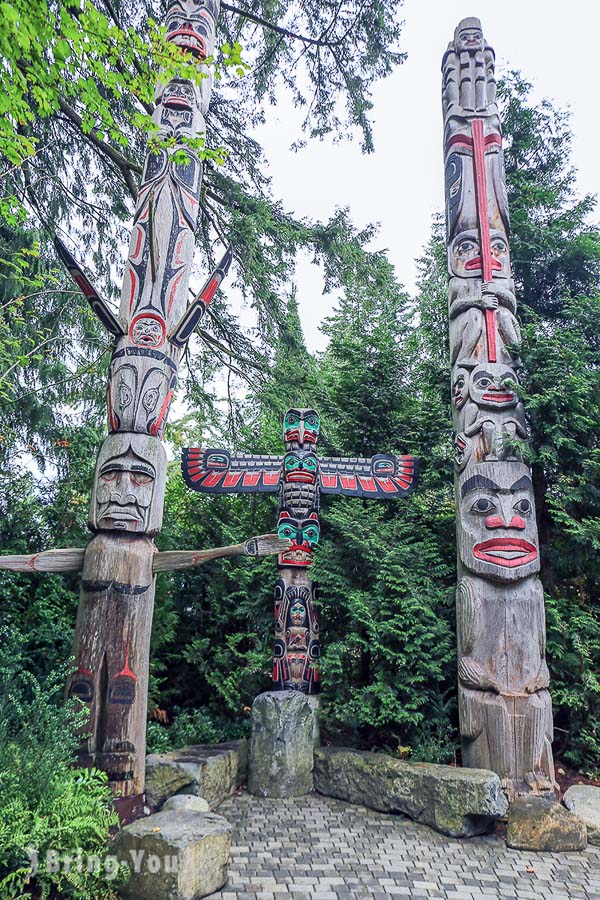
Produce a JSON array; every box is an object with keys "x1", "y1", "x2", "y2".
[
  {"x1": 285, "y1": 415, "x2": 299, "y2": 428},
  {"x1": 513, "y1": 499, "x2": 532, "y2": 515},
  {"x1": 278, "y1": 524, "x2": 297, "y2": 540},
  {"x1": 304, "y1": 526, "x2": 320, "y2": 544},
  {"x1": 131, "y1": 472, "x2": 153, "y2": 486},
  {"x1": 305, "y1": 415, "x2": 319, "y2": 429},
  {"x1": 491, "y1": 239, "x2": 507, "y2": 257},
  {"x1": 471, "y1": 497, "x2": 496, "y2": 514},
  {"x1": 456, "y1": 239, "x2": 478, "y2": 257}
]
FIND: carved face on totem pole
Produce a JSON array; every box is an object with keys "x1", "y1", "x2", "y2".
[
  {"x1": 283, "y1": 450, "x2": 318, "y2": 484},
  {"x1": 469, "y1": 364, "x2": 520, "y2": 411},
  {"x1": 454, "y1": 17, "x2": 484, "y2": 53},
  {"x1": 108, "y1": 346, "x2": 177, "y2": 437},
  {"x1": 458, "y1": 462, "x2": 540, "y2": 582},
  {"x1": 277, "y1": 508, "x2": 320, "y2": 567},
  {"x1": 154, "y1": 78, "x2": 205, "y2": 140},
  {"x1": 165, "y1": 0, "x2": 218, "y2": 60},
  {"x1": 89, "y1": 434, "x2": 167, "y2": 535},
  {"x1": 452, "y1": 366, "x2": 470, "y2": 411},
  {"x1": 283, "y1": 408, "x2": 320, "y2": 451},
  {"x1": 449, "y1": 230, "x2": 511, "y2": 281}
]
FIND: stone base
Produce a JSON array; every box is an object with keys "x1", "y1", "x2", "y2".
[
  {"x1": 507, "y1": 796, "x2": 587, "y2": 852},
  {"x1": 563, "y1": 785, "x2": 600, "y2": 846},
  {"x1": 314, "y1": 747, "x2": 508, "y2": 837},
  {"x1": 247, "y1": 691, "x2": 314, "y2": 798},
  {"x1": 113, "y1": 809, "x2": 232, "y2": 900},
  {"x1": 145, "y1": 740, "x2": 247, "y2": 811}
]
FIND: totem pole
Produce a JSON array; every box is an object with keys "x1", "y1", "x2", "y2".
[
  {"x1": 183, "y1": 408, "x2": 419, "y2": 694},
  {"x1": 0, "y1": 0, "x2": 290, "y2": 823},
  {"x1": 442, "y1": 18, "x2": 556, "y2": 797}
]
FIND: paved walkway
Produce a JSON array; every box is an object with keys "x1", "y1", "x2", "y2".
[{"x1": 213, "y1": 791, "x2": 600, "y2": 900}]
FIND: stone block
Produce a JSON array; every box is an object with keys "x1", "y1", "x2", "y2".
[
  {"x1": 314, "y1": 747, "x2": 508, "y2": 837},
  {"x1": 145, "y1": 740, "x2": 247, "y2": 811},
  {"x1": 113, "y1": 809, "x2": 232, "y2": 899},
  {"x1": 507, "y1": 796, "x2": 587, "y2": 851},
  {"x1": 563, "y1": 784, "x2": 600, "y2": 845},
  {"x1": 248, "y1": 691, "x2": 314, "y2": 798},
  {"x1": 162, "y1": 795, "x2": 210, "y2": 813}
]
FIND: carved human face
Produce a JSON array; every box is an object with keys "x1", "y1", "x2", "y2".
[
  {"x1": 283, "y1": 408, "x2": 320, "y2": 450},
  {"x1": 90, "y1": 435, "x2": 166, "y2": 535},
  {"x1": 277, "y1": 510, "x2": 320, "y2": 567},
  {"x1": 469, "y1": 364, "x2": 519, "y2": 410},
  {"x1": 449, "y1": 230, "x2": 510, "y2": 280},
  {"x1": 288, "y1": 652, "x2": 307, "y2": 683},
  {"x1": 108, "y1": 352, "x2": 175, "y2": 437},
  {"x1": 290, "y1": 602, "x2": 307, "y2": 626},
  {"x1": 453, "y1": 367, "x2": 470, "y2": 410},
  {"x1": 165, "y1": 0, "x2": 217, "y2": 59},
  {"x1": 455, "y1": 18, "x2": 484, "y2": 52},
  {"x1": 284, "y1": 451, "x2": 318, "y2": 484},
  {"x1": 458, "y1": 462, "x2": 540, "y2": 581},
  {"x1": 156, "y1": 79, "x2": 204, "y2": 139},
  {"x1": 129, "y1": 313, "x2": 166, "y2": 349}
]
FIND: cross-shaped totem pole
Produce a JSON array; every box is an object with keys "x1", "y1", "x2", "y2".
[
  {"x1": 0, "y1": 0, "x2": 289, "y2": 824},
  {"x1": 183, "y1": 408, "x2": 419, "y2": 694}
]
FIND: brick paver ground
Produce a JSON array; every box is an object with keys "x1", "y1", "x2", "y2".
[{"x1": 213, "y1": 791, "x2": 600, "y2": 899}]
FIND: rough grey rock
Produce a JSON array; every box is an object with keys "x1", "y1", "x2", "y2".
[
  {"x1": 162, "y1": 795, "x2": 210, "y2": 813},
  {"x1": 314, "y1": 747, "x2": 508, "y2": 837},
  {"x1": 563, "y1": 785, "x2": 600, "y2": 846},
  {"x1": 145, "y1": 740, "x2": 247, "y2": 811},
  {"x1": 507, "y1": 796, "x2": 587, "y2": 852},
  {"x1": 113, "y1": 809, "x2": 232, "y2": 900},
  {"x1": 248, "y1": 691, "x2": 314, "y2": 798}
]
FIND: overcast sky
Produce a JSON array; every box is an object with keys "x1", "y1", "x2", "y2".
[{"x1": 245, "y1": 0, "x2": 599, "y2": 352}]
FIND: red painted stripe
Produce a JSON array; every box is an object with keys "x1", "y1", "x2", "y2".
[
  {"x1": 263, "y1": 472, "x2": 280, "y2": 486},
  {"x1": 446, "y1": 134, "x2": 473, "y2": 150},
  {"x1": 472, "y1": 119, "x2": 497, "y2": 362},
  {"x1": 150, "y1": 390, "x2": 172, "y2": 436},
  {"x1": 340, "y1": 475, "x2": 357, "y2": 491},
  {"x1": 485, "y1": 309, "x2": 497, "y2": 363},
  {"x1": 394, "y1": 477, "x2": 412, "y2": 491},
  {"x1": 223, "y1": 471, "x2": 244, "y2": 488},
  {"x1": 358, "y1": 476, "x2": 377, "y2": 493},
  {"x1": 377, "y1": 478, "x2": 397, "y2": 493},
  {"x1": 202, "y1": 471, "x2": 225, "y2": 488},
  {"x1": 320, "y1": 474, "x2": 338, "y2": 490},
  {"x1": 242, "y1": 472, "x2": 261, "y2": 487},
  {"x1": 200, "y1": 276, "x2": 219, "y2": 304}
]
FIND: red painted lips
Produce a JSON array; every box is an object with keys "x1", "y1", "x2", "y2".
[
  {"x1": 481, "y1": 392, "x2": 514, "y2": 403},
  {"x1": 473, "y1": 538, "x2": 537, "y2": 568},
  {"x1": 286, "y1": 471, "x2": 316, "y2": 484}
]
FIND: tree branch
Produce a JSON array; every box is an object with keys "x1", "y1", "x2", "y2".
[
  {"x1": 57, "y1": 99, "x2": 141, "y2": 199},
  {"x1": 222, "y1": 2, "x2": 346, "y2": 48}
]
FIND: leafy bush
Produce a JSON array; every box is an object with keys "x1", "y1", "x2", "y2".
[
  {"x1": 147, "y1": 707, "x2": 250, "y2": 753},
  {"x1": 0, "y1": 628, "x2": 127, "y2": 899}
]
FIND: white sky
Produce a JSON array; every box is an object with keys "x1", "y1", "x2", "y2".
[{"x1": 245, "y1": 0, "x2": 600, "y2": 352}]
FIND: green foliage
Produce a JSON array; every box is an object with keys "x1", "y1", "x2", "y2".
[
  {"x1": 147, "y1": 707, "x2": 249, "y2": 754},
  {"x1": 0, "y1": 628, "x2": 126, "y2": 899}
]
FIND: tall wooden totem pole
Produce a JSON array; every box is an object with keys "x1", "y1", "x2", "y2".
[
  {"x1": 1, "y1": 0, "x2": 289, "y2": 823},
  {"x1": 442, "y1": 18, "x2": 556, "y2": 797},
  {"x1": 183, "y1": 409, "x2": 419, "y2": 695}
]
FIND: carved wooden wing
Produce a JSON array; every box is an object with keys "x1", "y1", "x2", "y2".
[
  {"x1": 318, "y1": 453, "x2": 419, "y2": 498},
  {"x1": 182, "y1": 447, "x2": 283, "y2": 494}
]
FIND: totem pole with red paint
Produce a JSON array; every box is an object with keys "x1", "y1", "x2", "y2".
[
  {"x1": 442, "y1": 18, "x2": 556, "y2": 797},
  {"x1": 0, "y1": 0, "x2": 291, "y2": 824},
  {"x1": 182, "y1": 408, "x2": 419, "y2": 698}
]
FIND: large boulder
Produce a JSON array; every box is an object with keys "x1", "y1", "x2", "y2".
[
  {"x1": 314, "y1": 747, "x2": 508, "y2": 837},
  {"x1": 247, "y1": 691, "x2": 314, "y2": 798},
  {"x1": 563, "y1": 785, "x2": 600, "y2": 846},
  {"x1": 507, "y1": 796, "x2": 587, "y2": 852},
  {"x1": 113, "y1": 809, "x2": 232, "y2": 900},
  {"x1": 145, "y1": 740, "x2": 247, "y2": 811}
]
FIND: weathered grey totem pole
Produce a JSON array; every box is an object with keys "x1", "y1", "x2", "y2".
[
  {"x1": 442, "y1": 18, "x2": 556, "y2": 797},
  {"x1": 0, "y1": 0, "x2": 288, "y2": 823},
  {"x1": 183, "y1": 408, "x2": 419, "y2": 693}
]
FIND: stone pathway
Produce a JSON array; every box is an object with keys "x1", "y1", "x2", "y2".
[{"x1": 213, "y1": 791, "x2": 600, "y2": 899}]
